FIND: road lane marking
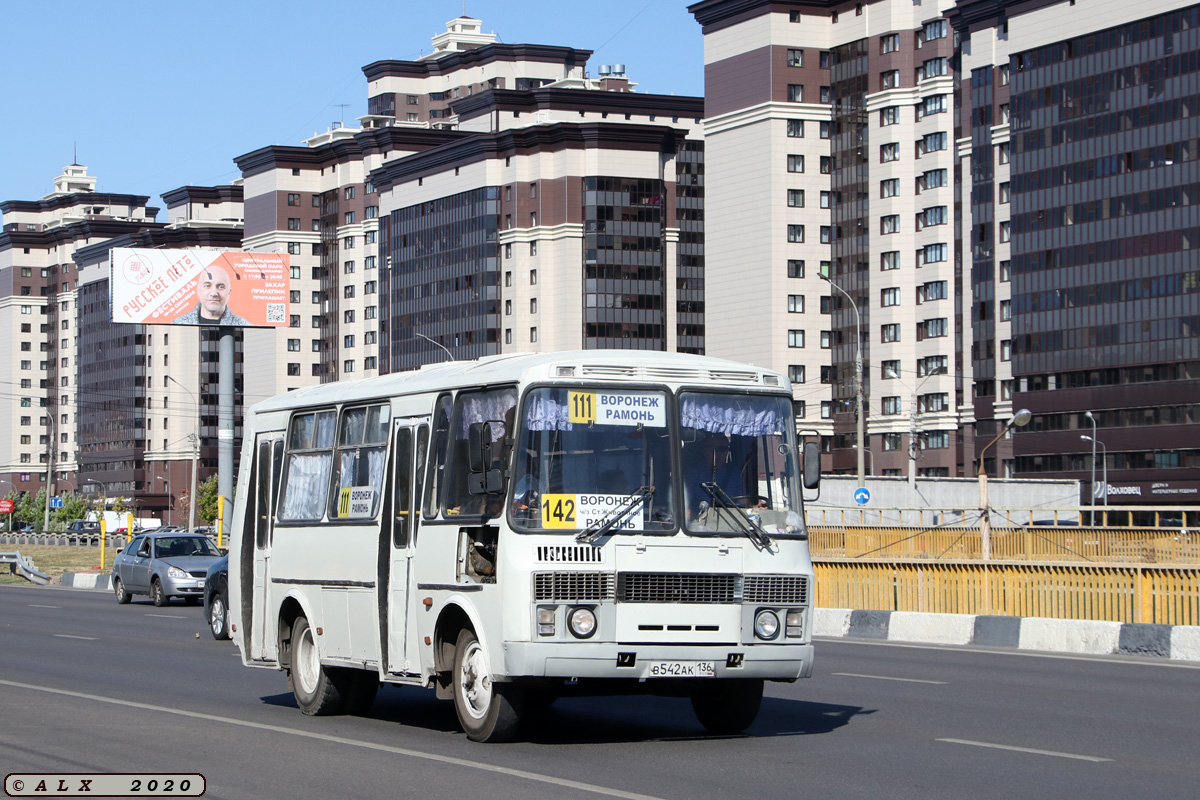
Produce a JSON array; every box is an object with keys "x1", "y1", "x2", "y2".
[
  {"x1": 833, "y1": 672, "x2": 947, "y2": 684},
  {"x1": 52, "y1": 635, "x2": 97, "y2": 641},
  {"x1": 29, "y1": 605, "x2": 60, "y2": 609},
  {"x1": 0, "y1": 678, "x2": 665, "y2": 800},
  {"x1": 144, "y1": 614, "x2": 188, "y2": 619},
  {"x1": 938, "y1": 738, "x2": 1112, "y2": 762},
  {"x1": 817, "y1": 637, "x2": 1200, "y2": 669}
]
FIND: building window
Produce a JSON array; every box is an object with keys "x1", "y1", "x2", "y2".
[
  {"x1": 787, "y1": 154, "x2": 804, "y2": 173},
  {"x1": 1000, "y1": 64, "x2": 1010, "y2": 85},
  {"x1": 820, "y1": 86, "x2": 831, "y2": 103},
  {"x1": 880, "y1": 215, "x2": 900, "y2": 234},
  {"x1": 1001, "y1": 300, "x2": 1011, "y2": 321},
  {"x1": 344, "y1": 335, "x2": 355, "y2": 348},
  {"x1": 918, "y1": 132, "x2": 947, "y2": 156},
  {"x1": 821, "y1": 401, "x2": 832, "y2": 419},
  {"x1": 820, "y1": 226, "x2": 832, "y2": 243},
  {"x1": 364, "y1": 280, "x2": 377, "y2": 294},
  {"x1": 789, "y1": 366, "x2": 806, "y2": 384},
  {"x1": 918, "y1": 206, "x2": 948, "y2": 229},
  {"x1": 788, "y1": 295, "x2": 804, "y2": 313},
  {"x1": 530, "y1": 298, "x2": 538, "y2": 314},
  {"x1": 343, "y1": 236, "x2": 356, "y2": 249},
  {"x1": 344, "y1": 360, "x2": 355, "y2": 374},
  {"x1": 918, "y1": 58, "x2": 948, "y2": 81},
  {"x1": 505, "y1": 300, "x2": 512, "y2": 316},
  {"x1": 365, "y1": 331, "x2": 377, "y2": 345},
  {"x1": 921, "y1": 19, "x2": 947, "y2": 44},
  {"x1": 287, "y1": 339, "x2": 300, "y2": 352},
  {"x1": 787, "y1": 49, "x2": 803, "y2": 67},
  {"x1": 790, "y1": 10, "x2": 801, "y2": 22},
  {"x1": 787, "y1": 189, "x2": 805, "y2": 207},
  {"x1": 917, "y1": 318, "x2": 948, "y2": 339},
  {"x1": 880, "y1": 106, "x2": 900, "y2": 126},
  {"x1": 530, "y1": 327, "x2": 538, "y2": 343},
  {"x1": 344, "y1": 310, "x2": 355, "y2": 323},
  {"x1": 289, "y1": 290, "x2": 301, "y2": 303},
  {"x1": 344, "y1": 261, "x2": 355, "y2": 274},
  {"x1": 881, "y1": 360, "x2": 900, "y2": 380},
  {"x1": 787, "y1": 224, "x2": 805, "y2": 243},
  {"x1": 788, "y1": 330, "x2": 805, "y2": 348},
  {"x1": 289, "y1": 314, "x2": 300, "y2": 328},
  {"x1": 881, "y1": 251, "x2": 900, "y2": 271},
  {"x1": 820, "y1": 156, "x2": 833, "y2": 173},
  {"x1": 921, "y1": 431, "x2": 950, "y2": 449},
  {"x1": 917, "y1": 280, "x2": 948, "y2": 303},
  {"x1": 918, "y1": 393, "x2": 949, "y2": 413},
  {"x1": 820, "y1": 121, "x2": 831, "y2": 139},
  {"x1": 999, "y1": 182, "x2": 1011, "y2": 204},
  {"x1": 1001, "y1": 340, "x2": 1012, "y2": 361},
  {"x1": 312, "y1": 243, "x2": 321, "y2": 255},
  {"x1": 917, "y1": 95, "x2": 947, "y2": 119},
  {"x1": 788, "y1": 259, "x2": 805, "y2": 278},
  {"x1": 364, "y1": 256, "x2": 376, "y2": 270},
  {"x1": 882, "y1": 396, "x2": 901, "y2": 415},
  {"x1": 820, "y1": 365, "x2": 836, "y2": 384},
  {"x1": 999, "y1": 221, "x2": 1011, "y2": 243},
  {"x1": 364, "y1": 356, "x2": 377, "y2": 370},
  {"x1": 881, "y1": 323, "x2": 900, "y2": 343},
  {"x1": 787, "y1": 84, "x2": 804, "y2": 102},
  {"x1": 881, "y1": 287, "x2": 901, "y2": 307},
  {"x1": 505, "y1": 329, "x2": 512, "y2": 344},
  {"x1": 820, "y1": 331, "x2": 833, "y2": 349},
  {"x1": 820, "y1": 191, "x2": 832, "y2": 208},
  {"x1": 530, "y1": 269, "x2": 537, "y2": 285},
  {"x1": 287, "y1": 193, "x2": 300, "y2": 206},
  {"x1": 880, "y1": 178, "x2": 900, "y2": 198},
  {"x1": 365, "y1": 306, "x2": 377, "y2": 320},
  {"x1": 365, "y1": 205, "x2": 378, "y2": 219},
  {"x1": 287, "y1": 242, "x2": 301, "y2": 255},
  {"x1": 345, "y1": 211, "x2": 356, "y2": 224},
  {"x1": 880, "y1": 142, "x2": 900, "y2": 162},
  {"x1": 344, "y1": 285, "x2": 355, "y2": 299},
  {"x1": 881, "y1": 70, "x2": 900, "y2": 90},
  {"x1": 1000, "y1": 261, "x2": 1011, "y2": 282},
  {"x1": 787, "y1": 119, "x2": 804, "y2": 137},
  {"x1": 287, "y1": 218, "x2": 300, "y2": 230},
  {"x1": 918, "y1": 243, "x2": 948, "y2": 265},
  {"x1": 529, "y1": 240, "x2": 538, "y2": 256},
  {"x1": 881, "y1": 34, "x2": 899, "y2": 54},
  {"x1": 998, "y1": 142, "x2": 1011, "y2": 164},
  {"x1": 918, "y1": 169, "x2": 948, "y2": 191},
  {"x1": 344, "y1": 186, "x2": 356, "y2": 200}
]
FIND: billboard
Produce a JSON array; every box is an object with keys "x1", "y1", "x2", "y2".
[{"x1": 110, "y1": 248, "x2": 290, "y2": 327}]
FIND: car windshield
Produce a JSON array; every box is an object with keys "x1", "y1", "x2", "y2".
[
  {"x1": 154, "y1": 537, "x2": 219, "y2": 558},
  {"x1": 679, "y1": 391, "x2": 804, "y2": 536},
  {"x1": 511, "y1": 387, "x2": 675, "y2": 533}
]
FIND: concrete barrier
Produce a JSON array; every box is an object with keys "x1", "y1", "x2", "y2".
[{"x1": 815, "y1": 606, "x2": 1200, "y2": 662}]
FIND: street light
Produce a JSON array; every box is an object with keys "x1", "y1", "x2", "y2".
[
  {"x1": 977, "y1": 408, "x2": 1032, "y2": 560},
  {"x1": 1085, "y1": 411, "x2": 1097, "y2": 524},
  {"x1": 884, "y1": 365, "x2": 940, "y2": 489},
  {"x1": 1080, "y1": 435, "x2": 1107, "y2": 512},
  {"x1": 851, "y1": 445, "x2": 874, "y2": 474},
  {"x1": 820, "y1": 271, "x2": 865, "y2": 488},
  {"x1": 166, "y1": 375, "x2": 200, "y2": 534}
]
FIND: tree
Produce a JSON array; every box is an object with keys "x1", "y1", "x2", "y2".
[
  {"x1": 52, "y1": 492, "x2": 90, "y2": 527},
  {"x1": 16, "y1": 489, "x2": 46, "y2": 529},
  {"x1": 197, "y1": 474, "x2": 220, "y2": 524}
]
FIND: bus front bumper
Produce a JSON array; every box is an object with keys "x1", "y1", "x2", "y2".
[{"x1": 503, "y1": 641, "x2": 814, "y2": 681}]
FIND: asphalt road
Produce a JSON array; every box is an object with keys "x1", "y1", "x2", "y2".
[{"x1": 2, "y1": 583, "x2": 1198, "y2": 800}]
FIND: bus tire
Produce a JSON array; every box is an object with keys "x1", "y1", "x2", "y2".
[
  {"x1": 690, "y1": 679, "x2": 764, "y2": 735},
  {"x1": 287, "y1": 616, "x2": 346, "y2": 716},
  {"x1": 452, "y1": 628, "x2": 524, "y2": 742}
]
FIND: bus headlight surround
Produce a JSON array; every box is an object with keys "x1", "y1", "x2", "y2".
[
  {"x1": 567, "y1": 606, "x2": 597, "y2": 639},
  {"x1": 754, "y1": 609, "x2": 780, "y2": 640}
]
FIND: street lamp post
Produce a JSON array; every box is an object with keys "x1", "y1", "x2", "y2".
[
  {"x1": 1080, "y1": 435, "x2": 1107, "y2": 516},
  {"x1": 821, "y1": 273, "x2": 865, "y2": 489},
  {"x1": 978, "y1": 408, "x2": 1032, "y2": 560},
  {"x1": 167, "y1": 375, "x2": 200, "y2": 535},
  {"x1": 1085, "y1": 411, "x2": 1097, "y2": 524},
  {"x1": 885, "y1": 366, "x2": 937, "y2": 490}
]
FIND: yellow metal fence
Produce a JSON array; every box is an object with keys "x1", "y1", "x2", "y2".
[{"x1": 813, "y1": 560, "x2": 1200, "y2": 625}]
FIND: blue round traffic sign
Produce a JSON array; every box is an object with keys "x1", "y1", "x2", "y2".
[{"x1": 853, "y1": 488, "x2": 870, "y2": 505}]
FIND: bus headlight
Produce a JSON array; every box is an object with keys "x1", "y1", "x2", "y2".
[
  {"x1": 567, "y1": 607, "x2": 597, "y2": 639},
  {"x1": 786, "y1": 609, "x2": 804, "y2": 638},
  {"x1": 537, "y1": 606, "x2": 556, "y2": 636},
  {"x1": 753, "y1": 609, "x2": 780, "y2": 640}
]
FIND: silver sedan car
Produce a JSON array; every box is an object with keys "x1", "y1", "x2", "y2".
[{"x1": 111, "y1": 532, "x2": 222, "y2": 607}]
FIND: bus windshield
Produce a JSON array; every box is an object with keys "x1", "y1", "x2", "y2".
[
  {"x1": 679, "y1": 391, "x2": 803, "y2": 536},
  {"x1": 511, "y1": 386, "x2": 675, "y2": 533}
]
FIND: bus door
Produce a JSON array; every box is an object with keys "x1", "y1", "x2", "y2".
[
  {"x1": 249, "y1": 433, "x2": 284, "y2": 662},
  {"x1": 382, "y1": 418, "x2": 428, "y2": 675}
]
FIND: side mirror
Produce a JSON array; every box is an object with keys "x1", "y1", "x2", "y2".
[
  {"x1": 801, "y1": 441, "x2": 821, "y2": 490},
  {"x1": 467, "y1": 421, "x2": 503, "y2": 495}
]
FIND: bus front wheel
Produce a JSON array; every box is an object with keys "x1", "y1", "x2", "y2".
[
  {"x1": 691, "y1": 679, "x2": 764, "y2": 735},
  {"x1": 452, "y1": 628, "x2": 524, "y2": 742},
  {"x1": 287, "y1": 616, "x2": 346, "y2": 716}
]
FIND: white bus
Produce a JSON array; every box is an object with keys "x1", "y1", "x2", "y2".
[{"x1": 228, "y1": 350, "x2": 820, "y2": 741}]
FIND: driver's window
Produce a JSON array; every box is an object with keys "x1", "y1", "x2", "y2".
[{"x1": 137, "y1": 539, "x2": 151, "y2": 558}]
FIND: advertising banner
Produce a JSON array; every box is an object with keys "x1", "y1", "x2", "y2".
[{"x1": 110, "y1": 248, "x2": 289, "y2": 327}]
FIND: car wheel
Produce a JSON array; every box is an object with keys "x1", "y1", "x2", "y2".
[
  {"x1": 208, "y1": 592, "x2": 230, "y2": 640},
  {"x1": 113, "y1": 578, "x2": 132, "y2": 605},
  {"x1": 150, "y1": 579, "x2": 168, "y2": 607},
  {"x1": 287, "y1": 616, "x2": 346, "y2": 715},
  {"x1": 452, "y1": 627, "x2": 524, "y2": 742}
]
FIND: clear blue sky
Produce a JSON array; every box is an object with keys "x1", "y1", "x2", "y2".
[{"x1": 1, "y1": 0, "x2": 703, "y2": 217}]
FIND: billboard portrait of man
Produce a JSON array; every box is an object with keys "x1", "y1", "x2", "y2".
[{"x1": 173, "y1": 265, "x2": 249, "y2": 326}]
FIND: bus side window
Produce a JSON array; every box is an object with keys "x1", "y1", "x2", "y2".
[
  {"x1": 423, "y1": 394, "x2": 452, "y2": 519},
  {"x1": 393, "y1": 428, "x2": 413, "y2": 548},
  {"x1": 413, "y1": 425, "x2": 428, "y2": 540}
]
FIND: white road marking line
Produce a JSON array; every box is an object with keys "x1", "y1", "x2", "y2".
[
  {"x1": 29, "y1": 605, "x2": 60, "y2": 609},
  {"x1": 144, "y1": 614, "x2": 188, "y2": 619},
  {"x1": 938, "y1": 738, "x2": 1112, "y2": 762},
  {"x1": 833, "y1": 672, "x2": 947, "y2": 684},
  {"x1": 52, "y1": 635, "x2": 97, "y2": 641},
  {"x1": 0, "y1": 678, "x2": 666, "y2": 800},
  {"x1": 817, "y1": 637, "x2": 1200, "y2": 670}
]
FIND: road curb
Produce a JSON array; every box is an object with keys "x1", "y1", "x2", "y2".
[
  {"x1": 814, "y1": 608, "x2": 1200, "y2": 662},
  {"x1": 60, "y1": 572, "x2": 113, "y2": 591}
]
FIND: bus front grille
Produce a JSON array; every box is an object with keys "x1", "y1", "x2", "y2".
[
  {"x1": 533, "y1": 572, "x2": 615, "y2": 602},
  {"x1": 616, "y1": 572, "x2": 738, "y2": 604},
  {"x1": 744, "y1": 575, "x2": 809, "y2": 604}
]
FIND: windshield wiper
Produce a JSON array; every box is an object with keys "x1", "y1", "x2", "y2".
[
  {"x1": 700, "y1": 481, "x2": 772, "y2": 549},
  {"x1": 576, "y1": 486, "x2": 655, "y2": 544}
]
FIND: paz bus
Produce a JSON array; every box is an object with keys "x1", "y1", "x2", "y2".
[{"x1": 228, "y1": 350, "x2": 820, "y2": 741}]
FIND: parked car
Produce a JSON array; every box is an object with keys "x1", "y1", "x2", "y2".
[
  {"x1": 111, "y1": 532, "x2": 223, "y2": 607},
  {"x1": 204, "y1": 554, "x2": 229, "y2": 640}
]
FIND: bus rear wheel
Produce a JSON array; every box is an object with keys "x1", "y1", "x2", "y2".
[
  {"x1": 691, "y1": 679, "x2": 764, "y2": 735},
  {"x1": 452, "y1": 628, "x2": 524, "y2": 742},
  {"x1": 287, "y1": 616, "x2": 346, "y2": 716}
]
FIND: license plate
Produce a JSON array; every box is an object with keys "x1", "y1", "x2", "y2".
[
  {"x1": 196, "y1": 580, "x2": 205, "y2": 589},
  {"x1": 646, "y1": 661, "x2": 715, "y2": 678}
]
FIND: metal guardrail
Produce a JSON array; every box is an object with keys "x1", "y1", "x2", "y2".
[
  {"x1": 0, "y1": 552, "x2": 50, "y2": 585},
  {"x1": 0, "y1": 533, "x2": 128, "y2": 547}
]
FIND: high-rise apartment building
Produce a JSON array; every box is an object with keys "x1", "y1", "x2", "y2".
[{"x1": 692, "y1": 0, "x2": 1200, "y2": 504}]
